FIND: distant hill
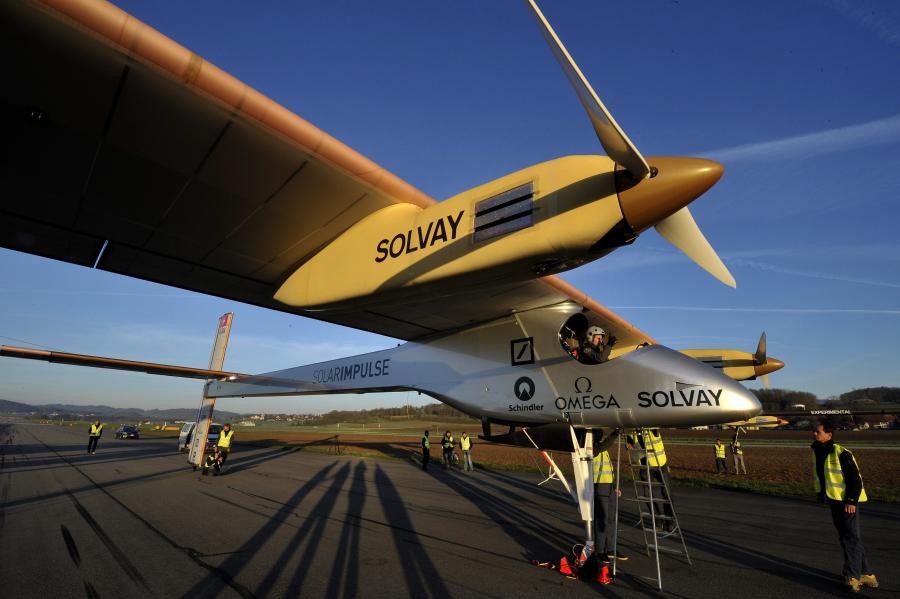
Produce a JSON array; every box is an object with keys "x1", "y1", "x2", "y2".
[
  {"x1": 750, "y1": 388, "x2": 818, "y2": 412},
  {"x1": 839, "y1": 387, "x2": 900, "y2": 404},
  {"x1": 0, "y1": 399, "x2": 34, "y2": 413},
  {"x1": 0, "y1": 398, "x2": 243, "y2": 421}
]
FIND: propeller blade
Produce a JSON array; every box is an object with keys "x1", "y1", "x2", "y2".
[
  {"x1": 760, "y1": 374, "x2": 770, "y2": 389},
  {"x1": 654, "y1": 207, "x2": 736, "y2": 287},
  {"x1": 754, "y1": 332, "x2": 767, "y2": 364},
  {"x1": 525, "y1": 0, "x2": 651, "y2": 180}
]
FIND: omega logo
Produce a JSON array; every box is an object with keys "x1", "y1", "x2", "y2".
[{"x1": 574, "y1": 377, "x2": 592, "y2": 393}]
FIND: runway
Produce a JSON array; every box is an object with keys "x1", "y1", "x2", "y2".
[{"x1": 1, "y1": 422, "x2": 897, "y2": 598}]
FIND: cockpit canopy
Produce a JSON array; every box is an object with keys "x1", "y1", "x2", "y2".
[{"x1": 559, "y1": 312, "x2": 617, "y2": 365}]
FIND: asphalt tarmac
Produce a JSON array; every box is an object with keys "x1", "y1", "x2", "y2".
[{"x1": 1, "y1": 422, "x2": 897, "y2": 598}]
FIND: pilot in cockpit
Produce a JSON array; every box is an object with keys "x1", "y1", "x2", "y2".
[{"x1": 581, "y1": 325, "x2": 612, "y2": 364}]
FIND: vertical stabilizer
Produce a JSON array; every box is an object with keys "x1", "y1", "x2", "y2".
[{"x1": 188, "y1": 313, "x2": 233, "y2": 467}]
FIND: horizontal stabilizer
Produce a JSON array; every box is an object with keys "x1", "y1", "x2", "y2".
[{"x1": 0, "y1": 345, "x2": 245, "y2": 381}]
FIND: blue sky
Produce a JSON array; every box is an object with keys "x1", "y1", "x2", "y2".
[{"x1": 2, "y1": 0, "x2": 899, "y2": 413}]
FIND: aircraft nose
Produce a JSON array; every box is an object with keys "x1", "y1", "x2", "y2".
[
  {"x1": 616, "y1": 157, "x2": 723, "y2": 233},
  {"x1": 723, "y1": 383, "x2": 762, "y2": 421}
]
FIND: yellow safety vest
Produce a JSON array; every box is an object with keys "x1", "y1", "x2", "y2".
[
  {"x1": 644, "y1": 429, "x2": 667, "y2": 467},
  {"x1": 441, "y1": 436, "x2": 453, "y2": 449},
  {"x1": 217, "y1": 429, "x2": 234, "y2": 449},
  {"x1": 715, "y1": 443, "x2": 726, "y2": 459},
  {"x1": 813, "y1": 443, "x2": 867, "y2": 502},
  {"x1": 461, "y1": 436, "x2": 471, "y2": 451},
  {"x1": 422, "y1": 436, "x2": 430, "y2": 449},
  {"x1": 90, "y1": 424, "x2": 103, "y2": 436},
  {"x1": 592, "y1": 451, "x2": 614, "y2": 484}
]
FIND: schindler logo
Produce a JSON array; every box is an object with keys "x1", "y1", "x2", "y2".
[
  {"x1": 514, "y1": 376, "x2": 535, "y2": 401},
  {"x1": 509, "y1": 376, "x2": 543, "y2": 412}
]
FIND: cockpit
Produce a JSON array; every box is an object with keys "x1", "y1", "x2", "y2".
[{"x1": 559, "y1": 312, "x2": 617, "y2": 365}]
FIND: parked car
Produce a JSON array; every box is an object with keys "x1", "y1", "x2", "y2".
[
  {"x1": 178, "y1": 422, "x2": 222, "y2": 452},
  {"x1": 114, "y1": 425, "x2": 140, "y2": 440}
]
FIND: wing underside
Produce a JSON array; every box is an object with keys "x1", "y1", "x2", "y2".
[{"x1": 1, "y1": 0, "x2": 653, "y2": 346}]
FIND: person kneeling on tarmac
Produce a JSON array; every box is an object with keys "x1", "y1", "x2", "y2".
[{"x1": 202, "y1": 446, "x2": 223, "y2": 476}]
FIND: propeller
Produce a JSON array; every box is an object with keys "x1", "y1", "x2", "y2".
[
  {"x1": 524, "y1": 0, "x2": 650, "y2": 180},
  {"x1": 753, "y1": 331, "x2": 767, "y2": 364},
  {"x1": 525, "y1": 0, "x2": 736, "y2": 287},
  {"x1": 751, "y1": 332, "x2": 783, "y2": 385},
  {"x1": 655, "y1": 208, "x2": 736, "y2": 287}
]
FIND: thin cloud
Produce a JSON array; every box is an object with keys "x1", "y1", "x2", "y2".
[
  {"x1": 825, "y1": 0, "x2": 900, "y2": 48},
  {"x1": 700, "y1": 114, "x2": 900, "y2": 163},
  {"x1": 730, "y1": 258, "x2": 900, "y2": 289}
]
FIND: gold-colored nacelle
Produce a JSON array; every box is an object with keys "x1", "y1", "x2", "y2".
[{"x1": 275, "y1": 155, "x2": 722, "y2": 309}]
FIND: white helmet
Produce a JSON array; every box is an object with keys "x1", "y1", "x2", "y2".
[{"x1": 585, "y1": 325, "x2": 606, "y2": 341}]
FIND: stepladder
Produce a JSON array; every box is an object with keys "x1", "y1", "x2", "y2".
[{"x1": 617, "y1": 428, "x2": 692, "y2": 591}]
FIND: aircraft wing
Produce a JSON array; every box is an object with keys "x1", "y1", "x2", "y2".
[{"x1": 0, "y1": 0, "x2": 653, "y2": 347}]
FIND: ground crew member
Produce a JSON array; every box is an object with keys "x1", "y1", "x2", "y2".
[
  {"x1": 626, "y1": 428, "x2": 675, "y2": 531},
  {"x1": 202, "y1": 445, "x2": 223, "y2": 476},
  {"x1": 812, "y1": 422, "x2": 878, "y2": 593},
  {"x1": 441, "y1": 430, "x2": 454, "y2": 469},
  {"x1": 714, "y1": 438, "x2": 728, "y2": 474},
  {"x1": 592, "y1": 429, "x2": 628, "y2": 563},
  {"x1": 217, "y1": 423, "x2": 234, "y2": 468},
  {"x1": 87, "y1": 420, "x2": 103, "y2": 454},
  {"x1": 731, "y1": 438, "x2": 747, "y2": 474},
  {"x1": 460, "y1": 432, "x2": 473, "y2": 472},
  {"x1": 421, "y1": 430, "x2": 430, "y2": 471}
]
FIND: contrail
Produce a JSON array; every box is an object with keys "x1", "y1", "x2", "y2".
[
  {"x1": 729, "y1": 258, "x2": 900, "y2": 289},
  {"x1": 701, "y1": 114, "x2": 900, "y2": 163}
]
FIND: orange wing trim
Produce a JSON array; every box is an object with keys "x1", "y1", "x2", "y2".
[
  {"x1": 34, "y1": 0, "x2": 436, "y2": 210},
  {"x1": 540, "y1": 275, "x2": 656, "y2": 345}
]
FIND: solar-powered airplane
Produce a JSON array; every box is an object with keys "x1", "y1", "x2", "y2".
[{"x1": 1, "y1": 0, "x2": 784, "y2": 556}]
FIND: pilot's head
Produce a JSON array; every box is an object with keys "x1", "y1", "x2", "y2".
[{"x1": 585, "y1": 326, "x2": 606, "y2": 347}]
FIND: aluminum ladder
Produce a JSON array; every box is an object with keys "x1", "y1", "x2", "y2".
[{"x1": 618, "y1": 428, "x2": 692, "y2": 591}]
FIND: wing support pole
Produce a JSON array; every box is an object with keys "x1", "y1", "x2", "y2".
[
  {"x1": 570, "y1": 426, "x2": 596, "y2": 560},
  {"x1": 521, "y1": 427, "x2": 577, "y2": 502}
]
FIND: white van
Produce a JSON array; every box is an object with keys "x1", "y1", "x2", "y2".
[{"x1": 178, "y1": 422, "x2": 222, "y2": 452}]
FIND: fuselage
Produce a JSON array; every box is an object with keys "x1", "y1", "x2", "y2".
[{"x1": 208, "y1": 302, "x2": 761, "y2": 428}]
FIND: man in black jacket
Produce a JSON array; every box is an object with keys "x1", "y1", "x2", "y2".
[{"x1": 811, "y1": 422, "x2": 878, "y2": 593}]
